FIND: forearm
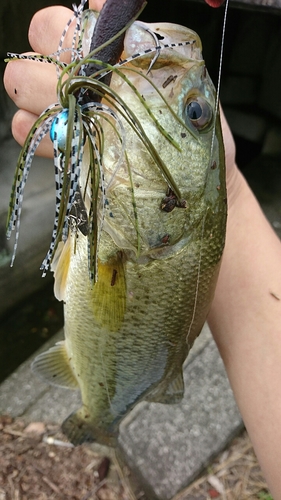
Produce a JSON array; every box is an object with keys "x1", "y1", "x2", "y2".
[{"x1": 208, "y1": 169, "x2": 281, "y2": 498}]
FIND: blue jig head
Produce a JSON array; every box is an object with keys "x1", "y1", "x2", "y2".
[{"x1": 50, "y1": 109, "x2": 69, "y2": 153}]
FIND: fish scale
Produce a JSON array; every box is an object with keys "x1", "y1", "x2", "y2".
[{"x1": 59, "y1": 206, "x2": 223, "y2": 446}]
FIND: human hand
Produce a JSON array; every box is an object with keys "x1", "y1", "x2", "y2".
[
  {"x1": 219, "y1": 107, "x2": 241, "y2": 208},
  {"x1": 3, "y1": 0, "x2": 118, "y2": 157},
  {"x1": 3, "y1": 1, "x2": 240, "y2": 205}
]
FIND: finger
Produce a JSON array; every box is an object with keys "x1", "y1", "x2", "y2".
[
  {"x1": 89, "y1": 0, "x2": 106, "y2": 10},
  {"x1": 204, "y1": 0, "x2": 225, "y2": 6},
  {"x1": 4, "y1": 57, "x2": 58, "y2": 115},
  {"x1": 28, "y1": 6, "x2": 75, "y2": 62},
  {"x1": 12, "y1": 110, "x2": 53, "y2": 158}
]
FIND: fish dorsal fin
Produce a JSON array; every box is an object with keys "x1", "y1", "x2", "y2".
[
  {"x1": 92, "y1": 254, "x2": 126, "y2": 332},
  {"x1": 146, "y1": 371, "x2": 184, "y2": 404},
  {"x1": 51, "y1": 237, "x2": 72, "y2": 302},
  {"x1": 31, "y1": 341, "x2": 79, "y2": 389}
]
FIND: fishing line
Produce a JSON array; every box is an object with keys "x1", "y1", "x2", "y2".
[
  {"x1": 186, "y1": 213, "x2": 206, "y2": 344},
  {"x1": 187, "y1": 0, "x2": 229, "y2": 341},
  {"x1": 210, "y1": 0, "x2": 229, "y2": 159}
]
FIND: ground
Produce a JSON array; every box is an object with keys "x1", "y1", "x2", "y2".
[{"x1": 0, "y1": 415, "x2": 272, "y2": 500}]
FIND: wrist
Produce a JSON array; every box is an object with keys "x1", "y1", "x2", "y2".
[{"x1": 225, "y1": 166, "x2": 256, "y2": 230}]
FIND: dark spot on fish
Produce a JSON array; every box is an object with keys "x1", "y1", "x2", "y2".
[
  {"x1": 99, "y1": 382, "x2": 104, "y2": 387},
  {"x1": 181, "y1": 132, "x2": 186, "y2": 138},
  {"x1": 179, "y1": 199, "x2": 187, "y2": 208},
  {"x1": 162, "y1": 234, "x2": 170, "y2": 244},
  {"x1": 161, "y1": 188, "x2": 187, "y2": 212},
  {"x1": 169, "y1": 87, "x2": 174, "y2": 99},
  {"x1": 14, "y1": 88, "x2": 17, "y2": 94},
  {"x1": 111, "y1": 269, "x2": 117, "y2": 286},
  {"x1": 154, "y1": 32, "x2": 164, "y2": 40},
  {"x1": 162, "y1": 75, "x2": 177, "y2": 88},
  {"x1": 109, "y1": 212, "x2": 114, "y2": 218},
  {"x1": 135, "y1": 183, "x2": 140, "y2": 187},
  {"x1": 142, "y1": 95, "x2": 146, "y2": 101},
  {"x1": 211, "y1": 161, "x2": 217, "y2": 170},
  {"x1": 161, "y1": 196, "x2": 176, "y2": 212},
  {"x1": 203, "y1": 66, "x2": 207, "y2": 78},
  {"x1": 52, "y1": 374, "x2": 57, "y2": 378},
  {"x1": 159, "y1": 110, "x2": 162, "y2": 114}
]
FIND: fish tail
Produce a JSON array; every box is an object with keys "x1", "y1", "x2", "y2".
[{"x1": 62, "y1": 408, "x2": 117, "y2": 447}]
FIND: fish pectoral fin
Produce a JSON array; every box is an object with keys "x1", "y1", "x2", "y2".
[
  {"x1": 62, "y1": 408, "x2": 117, "y2": 447},
  {"x1": 92, "y1": 254, "x2": 126, "y2": 331},
  {"x1": 51, "y1": 237, "x2": 72, "y2": 302},
  {"x1": 31, "y1": 341, "x2": 79, "y2": 389},
  {"x1": 146, "y1": 371, "x2": 184, "y2": 404}
]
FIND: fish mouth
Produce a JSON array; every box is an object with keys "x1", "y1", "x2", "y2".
[
  {"x1": 123, "y1": 20, "x2": 203, "y2": 69},
  {"x1": 79, "y1": 0, "x2": 147, "y2": 104}
]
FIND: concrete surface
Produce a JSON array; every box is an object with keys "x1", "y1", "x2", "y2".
[
  {"x1": 0, "y1": 324, "x2": 243, "y2": 499},
  {"x1": 119, "y1": 333, "x2": 242, "y2": 499}
]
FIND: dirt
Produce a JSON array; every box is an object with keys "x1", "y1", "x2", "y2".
[
  {"x1": 0, "y1": 415, "x2": 272, "y2": 500},
  {"x1": 0, "y1": 415, "x2": 127, "y2": 500}
]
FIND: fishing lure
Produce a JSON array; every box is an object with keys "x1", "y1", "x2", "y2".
[{"x1": 6, "y1": 0, "x2": 200, "y2": 282}]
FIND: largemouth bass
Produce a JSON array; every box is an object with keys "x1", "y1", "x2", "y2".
[{"x1": 7, "y1": 2, "x2": 226, "y2": 447}]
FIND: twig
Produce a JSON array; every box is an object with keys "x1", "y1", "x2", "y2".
[
  {"x1": 8, "y1": 475, "x2": 20, "y2": 500},
  {"x1": 81, "y1": 478, "x2": 107, "y2": 500},
  {"x1": 42, "y1": 476, "x2": 61, "y2": 494},
  {"x1": 3, "y1": 428, "x2": 26, "y2": 438},
  {"x1": 43, "y1": 436, "x2": 74, "y2": 448},
  {"x1": 112, "y1": 450, "x2": 136, "y2": 500}
]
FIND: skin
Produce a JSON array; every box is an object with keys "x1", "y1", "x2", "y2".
[{"x1": 3, "y1": 1, "x2": 281, "y2": 497}]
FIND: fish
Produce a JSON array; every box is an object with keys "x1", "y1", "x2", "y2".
[{"x1": 6, "y1": 0, "x2": 227, "y2": 447}]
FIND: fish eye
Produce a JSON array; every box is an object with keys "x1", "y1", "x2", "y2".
[{"x1": 184, "y1": 96, "x2": 213, "y2": 131}]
